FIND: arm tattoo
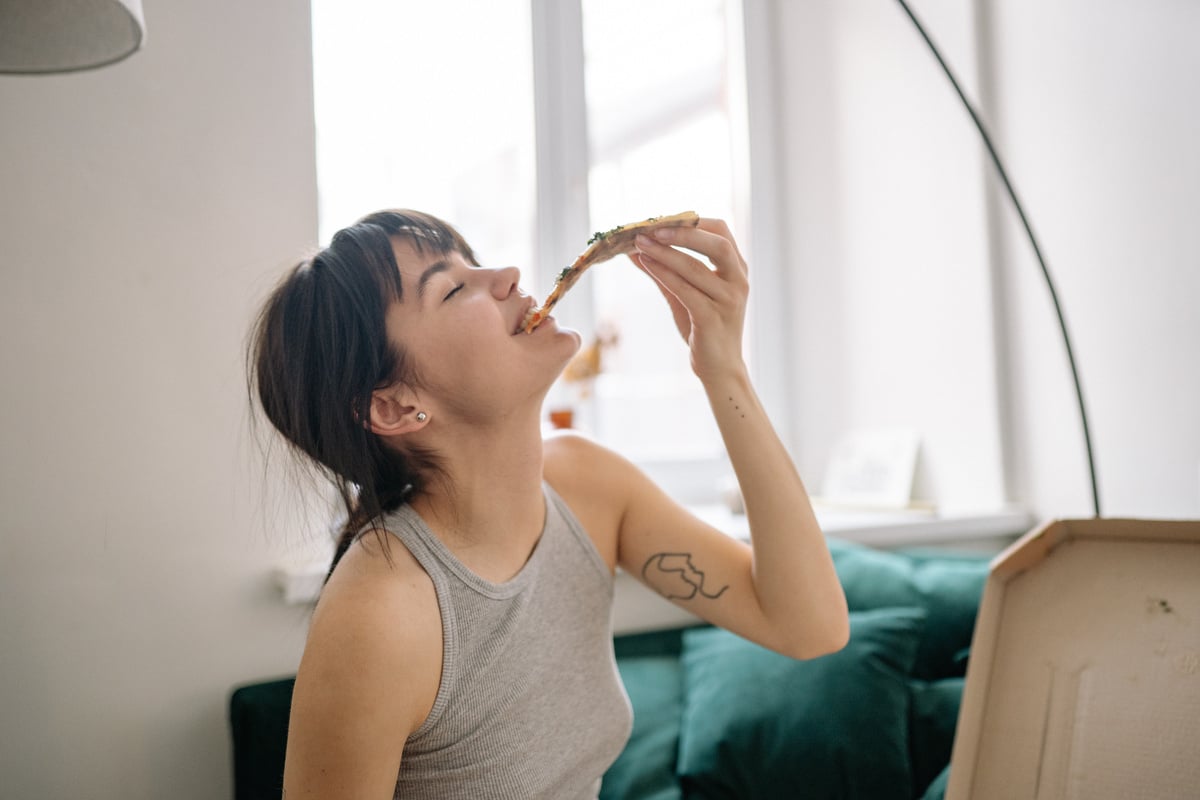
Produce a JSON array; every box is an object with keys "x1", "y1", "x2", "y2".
[{"x1": 642, "y1": 552, "x2": 729, "y2": 601}]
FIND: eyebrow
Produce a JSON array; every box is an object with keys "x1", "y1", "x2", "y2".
[{"x1": 416, "y1": 260, "x2": 450, "y2": 301}]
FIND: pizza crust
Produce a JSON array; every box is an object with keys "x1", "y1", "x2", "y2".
[{"x1": 522, "y1": 211, "x2": 700, "y2": 333}]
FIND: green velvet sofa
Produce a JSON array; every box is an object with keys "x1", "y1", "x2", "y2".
[{"x1": 230, "y1": 537, "x2": 990, "y2": 799}]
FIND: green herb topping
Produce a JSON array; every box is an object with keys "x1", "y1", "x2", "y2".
[{"x1": 586, "y1": 223, "x2": 626, "y2": 246}]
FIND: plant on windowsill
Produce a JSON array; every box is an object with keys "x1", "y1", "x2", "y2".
[{"x1": 547, "y1": 323, "x2": 619, "y2": 430}]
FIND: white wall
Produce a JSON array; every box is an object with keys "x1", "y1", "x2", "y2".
[
  {"x1": 0, "y1": 2, "x2": 320, "y2": 798},
  {"x1": 769, "y1": 0, "x2": 1200, "y2": 520},
  {"x1": 774, "y1": 0, "x2": 1007, "y2": 513},
  {"x1": 984, "y1": 0, "x2": 1200, "y2": 519}
]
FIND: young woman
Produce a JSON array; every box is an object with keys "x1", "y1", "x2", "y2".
[{"x1": 249, "y1": 209, "x2": 848, "y2": 798}]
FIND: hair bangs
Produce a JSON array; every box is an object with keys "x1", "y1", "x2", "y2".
[{"x1": 357, "y1": 209, "x2": 479, "y2": 267}]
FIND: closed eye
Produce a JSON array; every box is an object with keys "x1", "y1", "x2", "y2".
[{"x1": 443, "y1": 283, "x2": 465, "y2": 302}]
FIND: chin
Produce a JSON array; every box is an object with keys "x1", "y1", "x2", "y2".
[
  {"x1": 539, "y1": 317, "x2": 581, "y2": 348},
  {"x1": 541, "y1": 331, "x2": 580, "y2": 384}
]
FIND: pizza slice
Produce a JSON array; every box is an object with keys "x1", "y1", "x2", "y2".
[{"x1": 522, "y1": 211, "x2": 700, "y2": 333}]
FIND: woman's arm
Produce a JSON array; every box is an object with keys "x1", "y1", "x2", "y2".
[
  {"x1": 613, "y1": 219, "x2": 849, "y2": 658},
  {"x1": 282, "y1": 536, "x2": 441, "y2": 798}
]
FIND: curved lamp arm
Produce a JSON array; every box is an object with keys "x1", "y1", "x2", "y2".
[{"x1": 894, "y1": 0, "x2": 1101, "y2": 517}]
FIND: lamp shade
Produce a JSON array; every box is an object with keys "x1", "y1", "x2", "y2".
[{"x1": 0, "y1": 0, "x2": 145, "y2": 74}]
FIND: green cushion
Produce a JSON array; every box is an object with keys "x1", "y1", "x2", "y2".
[
  {"x1": 601, "y1": 655, "x2": 685, "y2": 800},
  {"x1": 677, "y1": 607, "x2": 926, "y2": 800},
  {"x1": 919, "y1": 763, "x2": 952, "y2": 800},
  {"x1": 827, "y1": 538, "x2": 988, "y2": 679},
  {"x1": 908, "y1": 677, "x2": 964, "y2": 798},
  {"x1": 613, "y1": 626, "x2": 689, "y2": 660}
]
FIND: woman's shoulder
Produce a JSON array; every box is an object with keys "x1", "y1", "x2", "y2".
[
  {"x1": 542, "y1": 429, "x2": 647, "y2": 492},
  {"x1": 543, "y1": 431, "x2": 641, "y2": 569},
  {"x1": 287, "y1": 528, "x2": 443, "y2": 786},
  {"x1": 317, "y1": 528, "x2": 439, "y2": 631},
  {"x1": 305, "y1": 528, "x2": 442, "y2": 682},
  {"x1": 544, "y1": 430, "x2": 615, "y2": 500}
]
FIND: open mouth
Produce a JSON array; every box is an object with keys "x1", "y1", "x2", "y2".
[{"x1": 513, "y1": 301, "x2": 537, "y2": 335}]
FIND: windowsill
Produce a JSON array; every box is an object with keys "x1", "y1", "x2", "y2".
[{"x1": 689, "y1": 503, "x2": 1034, "y2": 551}]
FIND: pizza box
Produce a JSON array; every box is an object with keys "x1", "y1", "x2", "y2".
[{"x1": 946, "y1": 518, "x2": 1200, "y2": 800}]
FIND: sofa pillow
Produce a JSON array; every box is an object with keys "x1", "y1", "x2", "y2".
[
  {"x1": 919, "y1": 763, "x2": 952, "y2": 800},
  {"x1": 908, "y1": 677, "x2": 964, "y2": 798},
  {"x1": 600, "y1": 654, "x2": 685, "y2": 800},
  {"x1": 827, "y1": 538, "x2": 989, "y2": 680},
  {"x1": 677, "y1": 607, "x2": 926, "y2": 800}
]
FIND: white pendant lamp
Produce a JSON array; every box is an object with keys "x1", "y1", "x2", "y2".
[{"x1": 0, "y1": 0, "x2": 145, "y2": 74}]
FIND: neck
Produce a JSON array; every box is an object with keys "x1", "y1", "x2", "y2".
[{"x1": 408, "y1": 410, "x2": 547, "y2": 556}]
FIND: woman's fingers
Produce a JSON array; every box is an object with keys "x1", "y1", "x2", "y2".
[
  {"x1": 633, "y1": 245, "x2": 713, "y2": 313},
  {"x1": 634, "y1": 223, "x2": 747, "y2": 311},
  {"x1": 632, "y1": 217, "x2": 749, "y2": 381},
  {"x1": 634, "y1": 235, "x2": 720, "y2": 301},
  {"x1": 652, "y1": 218, "x2": 748, "y2": 283}
]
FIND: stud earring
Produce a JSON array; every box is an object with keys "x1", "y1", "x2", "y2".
[{"x1": 416, "y1": 412, "x2": 427, "y2": 422}]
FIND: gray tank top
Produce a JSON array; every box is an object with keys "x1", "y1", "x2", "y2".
[{"x1": 377, "y1": 482, "x2": 633, "y2": 799}]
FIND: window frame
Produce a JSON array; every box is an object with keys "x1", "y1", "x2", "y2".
[{"x1": 529, "y1": 0, "x2": 794, "y2": 498}]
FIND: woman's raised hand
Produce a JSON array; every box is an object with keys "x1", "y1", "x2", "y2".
[{"x1": 632, "y1": 218, "x2": 750, "y2": 383}]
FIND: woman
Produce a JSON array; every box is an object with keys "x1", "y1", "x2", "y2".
[{"x1": 249, "y1": 209, "x2": 848, "y2": 798}]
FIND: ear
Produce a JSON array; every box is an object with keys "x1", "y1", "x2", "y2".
[{"x1": 366, "y1": 384, "x2": 428, "y2": 437}]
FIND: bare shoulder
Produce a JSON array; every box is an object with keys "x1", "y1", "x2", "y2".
[
  {"x1": 306, "y1": 531, "x2": 442, "y2": 709},
  {"x1": 284, "y1": 530, "x2": 442, "y2": 795},
  {"x1": 542, "y1": 430, "x2": 643, "y2": 570},
  {"x1": 542, "y1": 428, "x2": 637, "y2": 483}
]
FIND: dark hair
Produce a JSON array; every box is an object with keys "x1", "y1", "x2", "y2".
[{"x1": 248, "y1": 209, "x2": 478, "y2": 577}]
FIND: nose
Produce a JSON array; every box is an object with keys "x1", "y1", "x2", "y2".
[{"x1": 490, "y1": 265, "x2": 521, "y2": 300}]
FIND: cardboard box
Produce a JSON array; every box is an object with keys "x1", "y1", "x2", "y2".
[{"x1": 947, "y1": 518, "x2": 1200, "y2": 799}]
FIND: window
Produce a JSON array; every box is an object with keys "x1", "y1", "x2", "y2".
[
  {"x1": 310, "y1": 0, "x2": 537, "y2": 267},
  {"x1": 312, "y1": 0, "x2": 753, "y2": 499},
  {"x1": 574, "y1": 0, "x2": 745, "y2": 464}
]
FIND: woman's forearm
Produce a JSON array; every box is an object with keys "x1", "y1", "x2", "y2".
[
  {"x1": 631, "y1": 218, "x2": 848, "y2": 655},
  {"x1": 702, "y1": 366, "x2": 849, "y2": 654}
]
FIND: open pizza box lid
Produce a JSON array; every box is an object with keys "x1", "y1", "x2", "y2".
[{"x1": 946, "y1": 518, "x2": 1200, "y2": 800}]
